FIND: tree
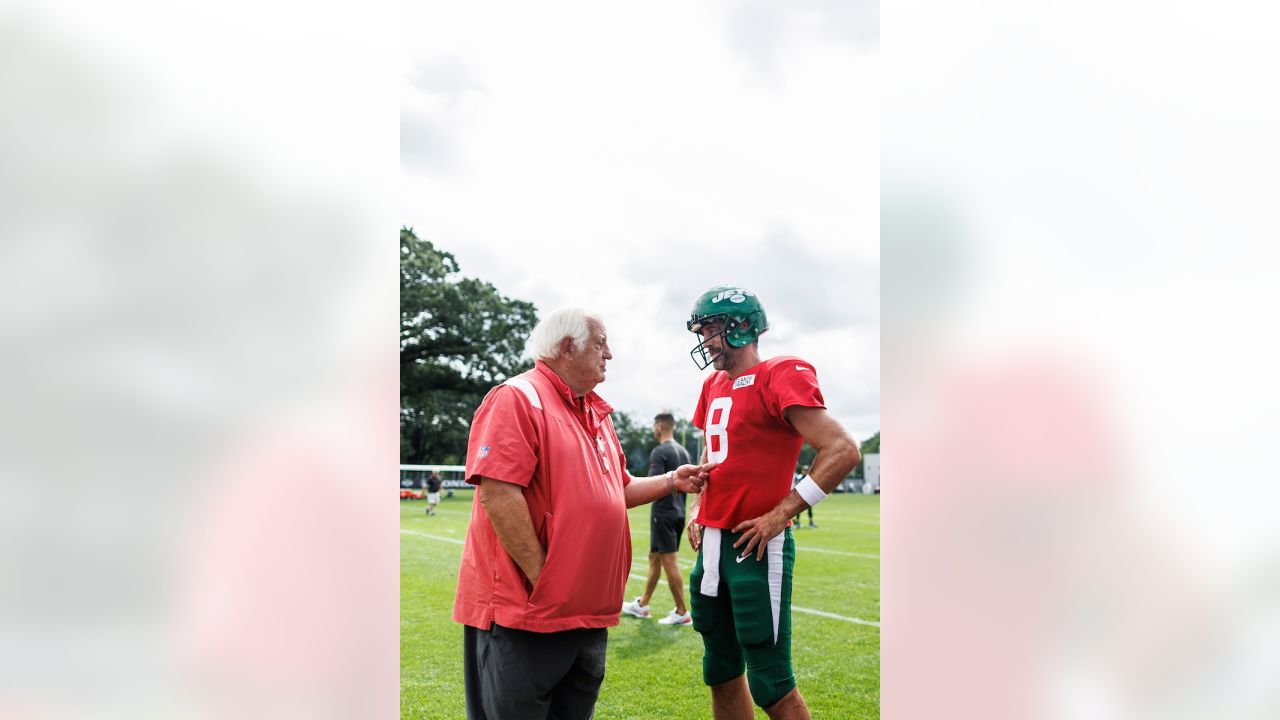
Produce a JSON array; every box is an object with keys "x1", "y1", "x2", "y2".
[
  {"x1": 400, "y1": 227, "x2": 538, "y2": 464},
  {"x1": 796, "y1": 443, "x2": 818, "y2": 471},
  {"x1": 612, "y1": 411, "x2": 702, "y2": 477},
  {"x1": 672, "y1": 417, "x2": 701, "y2": 465},
  {"x1": 853, "y1": 431, "x2": 880, "y2": 478},
  {"x1": 611, "y1": 411, "x2": 653, "y2": 477},
  {"x1": 795, "y1": 431, "x2": 878, "y2": 476},
  {"x1": 861, "y1": 431, "x2": 880, "y2": 455}
]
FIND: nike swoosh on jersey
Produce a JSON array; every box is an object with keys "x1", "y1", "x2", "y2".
[
  {"x1": 735, "y1": 554, "x2": 748, "y2": 563},
  {"x1": 796, "y1": 365, "x2": 810, "y2": 371}
]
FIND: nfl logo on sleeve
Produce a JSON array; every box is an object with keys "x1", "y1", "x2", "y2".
[{"x1": 478, "y1": 445, "x2": 491, "y2": 459}]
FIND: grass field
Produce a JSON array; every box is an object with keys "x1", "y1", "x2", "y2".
[{"x1": 401, "y1": 492, "x2": 879, "y2": 719}]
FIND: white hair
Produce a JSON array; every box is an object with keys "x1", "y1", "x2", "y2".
[{"x1": 528, "y1": 307, "x2": 602, "y2": 361}]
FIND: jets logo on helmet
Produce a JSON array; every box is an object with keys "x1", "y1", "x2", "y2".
[
  {"x1": 711, "y1": 288, "x2": 753, "y2": 304},
  {"x1": 687, "y1": 284, "x2": 769, "y2": 370}
]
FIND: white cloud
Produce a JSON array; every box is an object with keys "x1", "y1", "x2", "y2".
[{"x1": 402, "y1": 0, "x2": 879, "y2": 440}]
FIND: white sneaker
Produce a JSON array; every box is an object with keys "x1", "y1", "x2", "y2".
[
  {"x1": 621, "y1": 597, "x2": 651, "y2": 619},
  {"x1": 658, "y1": 610, "x2": 692, "y2": 626}
]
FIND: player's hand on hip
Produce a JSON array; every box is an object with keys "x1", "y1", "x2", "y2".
[
  {"x1": 688, "y1": 521, "x2": 702, "y2": 551},
  {"x1": 731, "y1": 510, "x2": 789, "y2": 561}
]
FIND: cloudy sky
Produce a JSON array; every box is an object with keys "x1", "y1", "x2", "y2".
[{"x1": 401, "y1": 0, "x2": 879, "y2": 441}]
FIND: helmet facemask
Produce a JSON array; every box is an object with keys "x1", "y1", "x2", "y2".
[
  {"x1": 687, "y1": 314, "x2": 748, "y2": 370},
  {"x1": 688, "y1": 316, "x2": 727, "y2": 370}
]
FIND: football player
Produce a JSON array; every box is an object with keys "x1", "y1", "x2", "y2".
[{"x1": 685, "y1": 285, "x2": 861, "y2": 719}]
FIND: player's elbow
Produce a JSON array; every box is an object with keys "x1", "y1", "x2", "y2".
[
  {"x1": 836, "y1": 431, "x2": 861, "y2": 477},
  {"x1": 847, "y1": 443, "x2": 862, "y2": 476}
]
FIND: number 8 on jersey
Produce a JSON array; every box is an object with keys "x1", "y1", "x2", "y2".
[{"x1": 705, "y1": 396, "x2": 733, "y2": 463}]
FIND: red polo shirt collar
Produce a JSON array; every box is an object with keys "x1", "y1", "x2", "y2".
[{"x1": 534, "y1": 360, "x2": 614, "y2": 418}]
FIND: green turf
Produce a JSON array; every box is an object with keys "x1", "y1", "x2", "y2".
[{"x1": 401, "y1": 492, "x2": 879, "y2": 719}]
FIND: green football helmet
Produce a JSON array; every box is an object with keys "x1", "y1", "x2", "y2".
[{"x1": 686, "y1": 285, "x2": 769, "y2": 370}]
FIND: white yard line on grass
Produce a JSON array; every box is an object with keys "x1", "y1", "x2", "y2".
[
  {"x1": 406, "y1": 508, "x2": 472, "y2": 517},
  {"x1": 401, "y1": 529, "x2": 464, "y2": 545},
  {"x1": 623, "y1": 576, "x2": 879, "y2": 629},
  {"x1": 796, "y1": 546, "x2": 878, "y2": 559},
  {"x1": 630, "y1": 558, "x2": 696, "y2": 571},
  {"x1": 402, "y1": 529, "x2": 880, "y2": 629},
  {"x1": 789, "y1": 520, "x2": 881, "y2": 528},
  {"x1": 627, "y1": 546, "x2": 876, "y2": 562},
  {"x1": 791, "y1": 606, "x2": 880, "y2": 628},
  {"x1": 628, "y1": 547, "x2": 876, "y2": 569}
]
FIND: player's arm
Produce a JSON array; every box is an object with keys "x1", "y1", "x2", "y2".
[
  {"x1": 623, "y1": 462, "x2": 715, "y2": 509},
  {"x1": 785, "y1": 405, "x2": 860, "y2": 501},
  {"x1": 732, "y1": 407, "x2": 860, "y2": 560},
  {"x1": 477, "y1": 476, "x2": 545, "y2": 587},
  {"x1": 687, "y1": 445, "x2": 708, "y2": 550}
]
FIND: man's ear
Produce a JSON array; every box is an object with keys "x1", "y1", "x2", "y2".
[{"x1": 559, "y1": 336, "x2": 577, "y2": 357}]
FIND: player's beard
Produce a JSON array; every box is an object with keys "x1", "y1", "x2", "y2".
[{"x1": 712, "y1": 343, "x2": 735, "y2": 371}]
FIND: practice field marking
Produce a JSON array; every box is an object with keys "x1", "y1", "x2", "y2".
[
  {"x1": 403, "y1": 529, "x2": 879, "y2": 628},
  {"x1": 796, "y1": 546, "x2": 878, "y2": 559},
  {"x1": 401, "y1": 529, "x2": 464, "y2": 545},
  {"x1": 791, "y1": 606, "x2": 880, "y2": 628},
  {"x1": 628, "y1": 550, "x2": 876, "y2": 574},
  {"x1": 404, "y1": 507, "x2": 472, "y2": 518},
  {"x1": 630, "y1": 558, "x2": 696, "y2": 571},
  {"x1": 624, "y1": 573, "x2": 879, "y2": 628},
  {"x1": 625, "y1": 541, "x2": 877, "y2": 561}
]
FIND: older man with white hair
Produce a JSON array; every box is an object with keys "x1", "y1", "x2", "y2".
[{"x1": 453, "y1": 307, "x2": 715, "y2": 720}]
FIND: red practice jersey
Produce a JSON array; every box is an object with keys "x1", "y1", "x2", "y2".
[{"x1": 692, "y1": 356, "x2": 826, "y2": 529}]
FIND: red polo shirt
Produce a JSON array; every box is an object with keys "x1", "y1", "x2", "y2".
[{"x1": 452, "y1": 361, "x2": 633, "y2": 632}]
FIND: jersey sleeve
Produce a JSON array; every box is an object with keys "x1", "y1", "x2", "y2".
[
  {"x1": 465, "y1": 384, "x2": 540, "y2": 487},
  {"x1": 763, "y1": 358, "x2": 827, "y2": 422}
]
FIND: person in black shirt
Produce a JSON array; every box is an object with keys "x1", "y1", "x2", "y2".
[
  {"x1": 426, "y1": 471, "x2": 443, "y2": 516},
  {"x1": 621, "y1": 413, "x2": 694, "y2": 625}
]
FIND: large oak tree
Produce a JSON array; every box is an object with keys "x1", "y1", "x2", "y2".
[{"x1": 400, "y1": 227, "x2": 537, "y2": 463}]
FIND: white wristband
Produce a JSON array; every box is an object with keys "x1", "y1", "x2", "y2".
[{"x1": 795, "y1": 476, "x2": 827, "y2": 507}]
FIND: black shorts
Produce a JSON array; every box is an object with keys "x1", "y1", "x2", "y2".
[
  {"x1": 650, "y1": 515, "x2": 685, "y2": 554},
  {"x1": 463, "y1": 623, "x2": 607, "y2": 720}
]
